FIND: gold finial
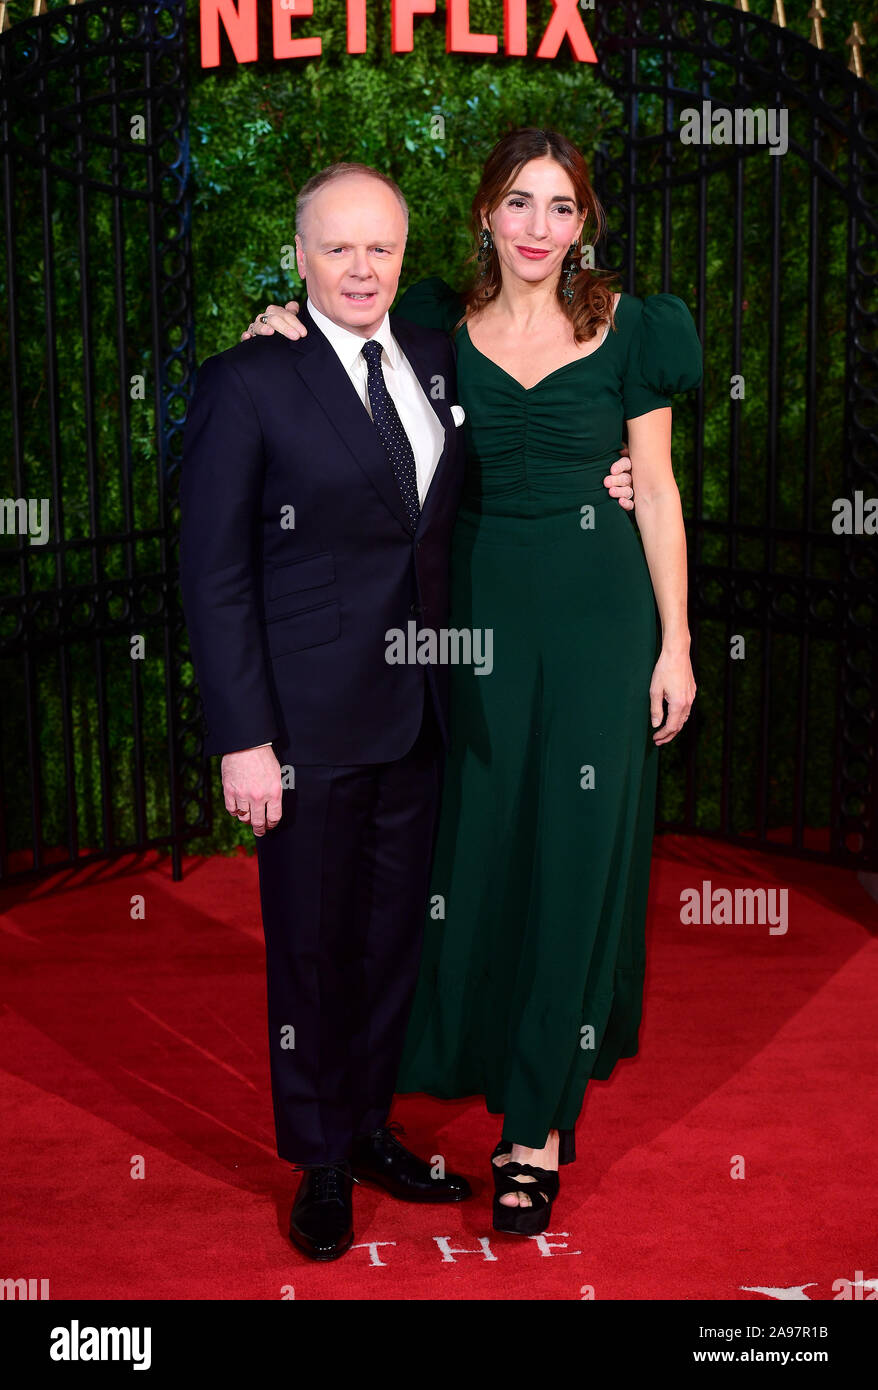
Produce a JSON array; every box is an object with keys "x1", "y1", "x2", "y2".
[
  {"x1": 770, "y1": 0, "x2": 787, "y2": 26},
  {"x1": 808, "y1": 2, "x2": 827, "y2": 49},
  {"x1": 0, "y1": 3, "x2": 9, "y2": 34},
  {"x1": 846, "y1": 21, "x2": 866, "y2": 78}
]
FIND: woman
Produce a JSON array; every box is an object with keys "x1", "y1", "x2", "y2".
[{"x1": 240, "y1": 128, "x2": 701, "y2": 1234}]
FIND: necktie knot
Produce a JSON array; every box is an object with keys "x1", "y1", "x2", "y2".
[{"x1": 361, "y1": 339, "x2": 383, "y2": 368}]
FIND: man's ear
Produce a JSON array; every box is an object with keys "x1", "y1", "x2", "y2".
[{"x1": 295, "y1": 232, "x2": 306, "y2": 281}]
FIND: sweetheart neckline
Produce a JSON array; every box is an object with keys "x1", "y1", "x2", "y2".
[{"x1": 460, "y1": 311, "x2": 616, "y2": 393}]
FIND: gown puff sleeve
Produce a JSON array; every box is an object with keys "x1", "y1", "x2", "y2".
[
  {"x1": 394, "y1": 275, "x2": 464, "y2": 336},
  {"x1": 622, "y1": 293, "x2": 703, "y2": 420}
]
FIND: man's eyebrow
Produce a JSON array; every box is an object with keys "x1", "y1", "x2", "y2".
[{"x1": 316, "y1": 238, "x2": 401, "y2": 249}]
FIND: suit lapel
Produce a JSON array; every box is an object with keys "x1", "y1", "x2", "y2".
[
  {"x1": 283, "y1": 301, "x2": 456, "y2": 535},
  {"x1": 287, "y1": 303, "x2": 414, "y2": 534}
]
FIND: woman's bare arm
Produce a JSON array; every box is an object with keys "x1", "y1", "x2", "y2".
[{"x1": 626, "y1": 407, "x2": 695, "y2": 745}]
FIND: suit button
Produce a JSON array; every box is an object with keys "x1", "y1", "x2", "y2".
[{"x1": 410, "y1": 603, "x2": 421, "y2": 616}]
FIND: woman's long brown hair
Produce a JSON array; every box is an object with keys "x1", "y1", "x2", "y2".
[{"x1": 459, "y1": 128, "x2": 620, "y2": 345}]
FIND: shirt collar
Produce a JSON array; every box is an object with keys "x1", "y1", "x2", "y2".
[{"x1": 306, "y1": 296, "x2": 401, "y2": 372}]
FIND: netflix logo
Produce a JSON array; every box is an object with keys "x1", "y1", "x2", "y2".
[{"x1": 199, "y1": 0, "x2": 599, "y2": 67}]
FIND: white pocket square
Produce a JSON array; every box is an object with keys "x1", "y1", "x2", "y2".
[{"x1": 451, "y1": 405, "x2": 466, "y2": 426}]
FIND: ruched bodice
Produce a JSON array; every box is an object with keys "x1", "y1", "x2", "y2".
[{"x1": 396, "y1": 277, "x2": 703, "y2": 517}]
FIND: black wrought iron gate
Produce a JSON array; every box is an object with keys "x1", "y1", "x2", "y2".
[
  {"x1": 593, "y1": 1, "x2": 878, "y2": 869},
  {"x1": 0, "y1": 0, "x2": 203, "y2": 881},
  {"x1": 1, "y1": 0, "x2": 876, "y2": 881}
]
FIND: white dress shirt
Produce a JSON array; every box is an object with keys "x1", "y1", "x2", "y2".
[
  {"x1": 250, "y1": 297, "x2": 446, "y2": 753},
  {"x1": 306, "y1": 296, "x2": 445, "y2": 507}
]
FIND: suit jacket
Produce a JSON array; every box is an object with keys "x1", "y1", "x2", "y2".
[{"x1": 178, "y1": 300, "x2": 466, "y2": 764}]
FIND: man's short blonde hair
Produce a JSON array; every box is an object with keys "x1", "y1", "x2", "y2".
[{"x1": 296, "y1": 163, "x2": 409, "y2": 243}]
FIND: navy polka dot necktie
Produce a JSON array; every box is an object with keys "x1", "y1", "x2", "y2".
[{"x1": 361, "y1": 338, "x2": 420, "y2": 529}]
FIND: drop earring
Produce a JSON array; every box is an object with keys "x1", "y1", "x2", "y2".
[
  {"x1": 478, "y1": 227, "x2": 494, "y2": 276},
  {"x1": 561, "y1": 240, "x2": 581, "y2": 303}
]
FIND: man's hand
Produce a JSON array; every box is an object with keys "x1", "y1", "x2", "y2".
[
  {"x1": 603, "y1": 444, "x2": 634, "y2": 510},
  {"x1": 221, "y1": 746, "x2": 283, "y2": 835},
  {"x1": 241, "y1": 302, "x2": 307, "y2": 342}
]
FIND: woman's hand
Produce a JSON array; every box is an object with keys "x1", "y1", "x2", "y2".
[
  {"x1": 241, "y1": 301, "x2": 308, "y2": 342},
  {"x1": 649, "y1": 646, "x2": 696, "y2": 746}
]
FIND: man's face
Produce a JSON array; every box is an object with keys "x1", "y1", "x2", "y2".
[{"x1": 295, "y1": 175, "x2": 407, "y2": 337}]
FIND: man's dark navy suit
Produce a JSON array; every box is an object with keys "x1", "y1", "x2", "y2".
[{"x1": 179, "y1": 301, "x2": 466, "y2": 1163}]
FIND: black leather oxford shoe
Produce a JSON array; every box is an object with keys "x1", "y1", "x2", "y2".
[
  {"x1": 289, "y1": 1162, "x2": 355, "y2": 1261},
  {"x1": 351, "y1": 1123, "x2": 472, "y2": 1203}
]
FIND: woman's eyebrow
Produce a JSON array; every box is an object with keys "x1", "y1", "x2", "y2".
[{"x1": 505, "y1": 189, "x2": 575, "y2": 203}]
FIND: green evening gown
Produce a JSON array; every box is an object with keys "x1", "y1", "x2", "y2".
[{"x1": 393, "y1": 277, "x2": 703, "y2": 1149}]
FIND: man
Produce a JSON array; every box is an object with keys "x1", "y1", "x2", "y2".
[{"x1": 179, "y1": 163, "x2": 634, "y2": 1261}]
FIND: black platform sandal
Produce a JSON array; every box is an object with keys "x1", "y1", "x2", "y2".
[
  {"x1": 558, "y1": 1128, "x2": 576, "y2": 1165},
  {"x1": 490, "y1": 1138, "x2": 513, "y2": 1192},
  {"x1": 493, "y1": 1160, "x2": 561, "y2": 1235},
  {"x1": 491, "y1": 1128, "x2": 575, "y2": 1189}
]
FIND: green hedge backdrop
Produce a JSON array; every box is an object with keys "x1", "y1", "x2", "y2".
[{"x1": 1, "y1": 0, "x2": 875, "y2": 864}]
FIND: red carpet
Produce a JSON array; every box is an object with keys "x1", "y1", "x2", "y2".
[{"x1": 2, "y1": 835, "x2": 876, "y2": 1301}]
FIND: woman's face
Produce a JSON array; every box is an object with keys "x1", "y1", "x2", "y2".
[{"x1": 483, "y1": 156, "x2": 585, "y2": 291}]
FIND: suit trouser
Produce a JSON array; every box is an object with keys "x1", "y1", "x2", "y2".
[{"x1": 255, "y1": 687, "x2": 444, "y2": 1165}]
